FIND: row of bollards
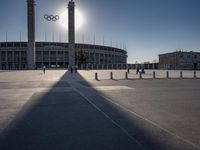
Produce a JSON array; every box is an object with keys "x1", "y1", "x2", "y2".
[{"x1": 95, "y1": 71, "x2": 197, "y2": 80}]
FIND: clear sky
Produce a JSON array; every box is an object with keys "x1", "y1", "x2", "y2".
[{"x1": 0, "y1": 0, "x2": 200, "y2": 63}]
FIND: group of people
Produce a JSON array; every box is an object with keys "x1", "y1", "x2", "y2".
[
  {"x1": 41, "y1": 65, "x2": 145, "y2": 75},
  {"x1": 127, "y1": 66, "x2": 145, "y2": 74},
  {"x1": 70, "y1": 65, "x2": 78, "y2": 74},
  {"x1": 136, "y1": 66, "x2": 145, "y2": 74},
  {"x1": 41, "y1": 65, "x2": 78, "y2": 74}
]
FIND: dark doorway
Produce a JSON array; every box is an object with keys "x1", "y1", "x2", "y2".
[{"x1": 193, "y1": 63, "x2": 197, "y2": 70}]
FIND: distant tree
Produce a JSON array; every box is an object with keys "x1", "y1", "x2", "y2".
[
  {"x1": 152, "y1": 59, "x2": 158, "y2": 63},
  {"x1": 75, "y1": 49, "x2": 89, "y2": 64}
]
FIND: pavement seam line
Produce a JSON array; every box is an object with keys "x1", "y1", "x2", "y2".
[
  {"x1": 71, "y1": 85, "x2": 146, "y2": 150},
  {"x1": 100, "y1": 95, "x2": 200, "y2": 150}
]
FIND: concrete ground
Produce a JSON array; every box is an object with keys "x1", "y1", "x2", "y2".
[{"x1": 0, "y1": 70, "x2": 200, "y2": 150}]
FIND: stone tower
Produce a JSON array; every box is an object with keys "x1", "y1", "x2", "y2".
[
  {"x1": 27, "y1": 0, "x2": 36, "y2": 70},
  {"x1": 68, "y1": 0, "x2": 75, "y2": 68}
]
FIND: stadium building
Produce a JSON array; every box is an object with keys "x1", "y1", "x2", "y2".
[
  {"x1": 0, "y1": 42, "x2": 127, "y2": 70},
  {"x1": 0, "y1": 0, "x2": 127, "y2": 70}
]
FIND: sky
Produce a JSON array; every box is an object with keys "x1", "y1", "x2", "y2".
[{"x1": 0, "y1": 0, "x2": 200, "y2": 63}]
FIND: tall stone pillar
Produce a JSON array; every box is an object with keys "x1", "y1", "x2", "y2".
[
  {"x1": 68, "y1": 0, "x2": 75, "y2": 68},
  {"x1": 27, "y1": 0, "x2": 36, "y2": 70},
  {"x1": 0, "y1": 52, "x2": 1, "y2": 70}
]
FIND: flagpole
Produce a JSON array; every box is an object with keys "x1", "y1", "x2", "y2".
[
  {"x1": 52, "y1": 32, "x2": 54, "y2": 42},
  {"x1": 19, "y1": 31, "x2": 21, "y2": 42},
  {"x1": 82, "y1": 33, "x2": 84, "y2": 44},
  {"x1": 45, "y1": 32, "x2": 47, "y2": 42},
  {"x1": 6, "y1": 32, "x2": 7, "y2": 42},
  {"x1": 59, "y1": 32, "x2": 61, "y2": 42},
  {"x1": 93, "y1": 33, "x2": 95, "y2": 45}
]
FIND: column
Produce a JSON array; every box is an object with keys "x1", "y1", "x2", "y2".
[
  {"x1": 41, "y1": 49, "x2": 44, "y2": 65},
  {"x1": 0, "y1": 51, "x2": 2, "y2": 70},
  {"x1": 68, "y1": 0, "x2": 75, "y2": 67},
  {"x1": 48, "y1": 51, "x2": 50, "y2": 67},
  {"x1": 27, "y1": 0, "x2": 36, "y2": 69},
  {"x1": 94, "y1": 52, "x2": 96, "y2": 64},
  {"x1": 5, "y1": 51, "x2": 8, "y2": 70},
  {"x1": 63, "y1": 51, "x2": 65, "y2": 68},
  {"x1": 19, "y1": 51, "x2": 22, "y2": 69},
  {"x1": 12, "y1": 51, "x2": 15, "y2": 70},
  {"x1": 56, "y1": 50, "x2": 58, "y2": 67},
  {"x1": 99, "y1": 53, "x2": 101, "y2": 64},
  {"x1": 88, "y1": 52, "x2": 91, "y2": 63}
]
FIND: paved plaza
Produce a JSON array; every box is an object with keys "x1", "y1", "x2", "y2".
[{"x1": 0, "y1": 70, "x2": 200, "y2": 150}]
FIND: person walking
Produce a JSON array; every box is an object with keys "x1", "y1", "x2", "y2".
[
  {"x1": 136, "y1": 66, "x2": 139, "y2": 74},
  {"x1": 127, "y1": 67, "x2": 130, "y2": 74},
  {"x1": 75, "y1": 65, "x2": 78, "y2": 73},
  {"x1": 70, "y1": 66, "x2": 73, "y2": 74},
  {"x1": 43, "y1": 65, "x2": 46, "y2": 74},
  {"x1": 142, "y1": 67, "x2": 145, "y2": 74}
]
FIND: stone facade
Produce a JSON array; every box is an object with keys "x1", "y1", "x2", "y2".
[
  {"x1": 27, "y1": 0, "x2": 36, "y2": 70},
  {"x1": 159, "y1": 51, "x2": 200, "y2": 70},
  {"x1": 0, "y1": 0, "x2": 128, "y2": 70},
  {"x1": 0, "y1": 42, "x2": 127, "y2": 70},
  {"x1": 68, "y1": 0, "x2": 75, "y2": 68}
]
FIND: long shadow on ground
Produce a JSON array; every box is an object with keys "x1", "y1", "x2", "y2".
[{"x1": 0, "y1": 71, "x2": 198, "y2": 150}]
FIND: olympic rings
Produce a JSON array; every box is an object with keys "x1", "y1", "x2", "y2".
[{"x1": 44, "y1": 14, "x2": 60, "y2": 22}]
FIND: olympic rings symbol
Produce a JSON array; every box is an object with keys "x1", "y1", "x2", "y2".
[{"x1": 44, "y1": 14, "x2": 60, "y2": 22}]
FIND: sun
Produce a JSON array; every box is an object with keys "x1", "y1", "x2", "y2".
[{"x1": 59, "y1": 9, "x2": 84, "y2": 31}]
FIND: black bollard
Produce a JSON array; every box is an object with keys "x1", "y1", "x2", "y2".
[
  {"x1": 180, "y1": 72, "x2": 183, "y2": 79},
  {"x1": 110, "y1": 72, "x2": 113, "y2": 80},
  {"x1": 95, "y1": 72, "x2": 98, "y2": 80},
  {"x1": 194, "y1": 71, "x2": 196, "y2": 78},
  {"x1": 166, "y1": 71, "x2": 169, "y2": 79},
  {"x1": 153, "y1": 71, "x2": 156, "y2": 79},
  {"x1": 139, "y1": 72, "x2": 142, "y2": 79},
  {"x1": 125, "y1": 72, "x2": 128, "y2": 80}
]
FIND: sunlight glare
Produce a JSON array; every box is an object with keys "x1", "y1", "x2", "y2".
[{"x1": 59, "y1": 9, "x2": 84, "y2": 31}]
